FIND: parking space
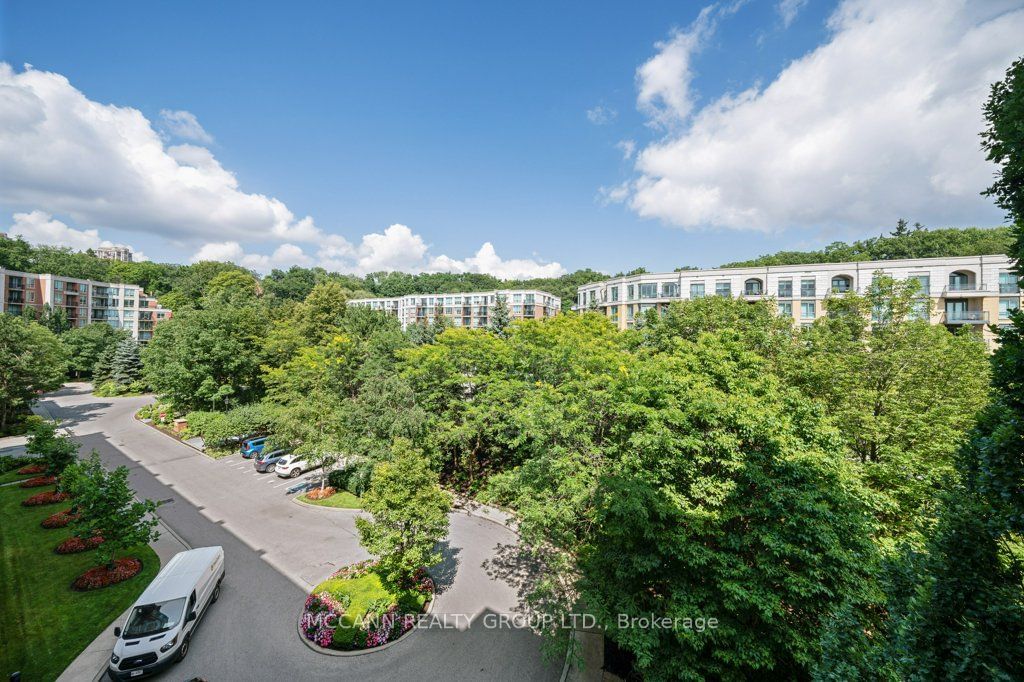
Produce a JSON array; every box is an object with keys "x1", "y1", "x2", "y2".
[{"x1": 216, "y1": 451, "x2": 326, "y2": 492}]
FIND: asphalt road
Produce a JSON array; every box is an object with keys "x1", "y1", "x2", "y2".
[{"x1": 42, "y1": 384, "x2": 561, "y2": 682}]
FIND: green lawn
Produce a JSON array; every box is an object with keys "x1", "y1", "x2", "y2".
[
  {"x1": 0, "y1": 483, "x2": 160, "y2": 680},
  {"x1": 0, "y1": 457, "x2": 43, "y2": 485},
  {"x1": 299, "y1": 490, "x2": 362, "y2": 509},
  {"x1": 317, "y1": 571, "x2": 426, "y2": 648}
]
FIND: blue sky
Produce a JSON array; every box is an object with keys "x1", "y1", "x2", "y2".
[{"x1": 0, "y1": 1, "x2": 1017, "y2": 277}]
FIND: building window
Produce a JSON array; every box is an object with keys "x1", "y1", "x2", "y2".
[
  {"x1": 627, "y1": 285, "x2": 635, "y2": 300},
  {"x1": 1000, "y1": 272, "x2": 1020, "y2": 293},
  {"x1": 610, "y1": 305, "x2": 619, "y2": 321},
  {"x1": 801, "y1": 279, "x2": 816, "y2": 297},
  {"x1": 777, "y1": 279, "x2": 793, "y2": 298},
  {"x1": 743, "y1": 278, "x2": 763, "y2": 295},
  {"x1": 999, "y1": 297, "x2": 1019, "y2": 319},
  {"x1": 831, "y1": 276, "x2": 852, "y2": 293},
  {"x1": 27, "y1": 292, "x2": 35, "y2": 303},
  {"x1": 715, "y1": 282, "x2": 732, "y2": 297},
  {"x1": 690, "y1": 283, "x2": 705, "y2": 299},
  {"x1": 800, "y1": 301, "x2": 816, "y2": 319},
  {"x1": 948, "y1": 271, "x2": 973, "y2": 291},
  {"x1": 778, "y1": 301, "x2": 792, "y2": 316},
  {"x1": 662, "y1": 283, "x2": 679, "y2": 298},
  {"x1": 640, "y1": 283, "x2": 658, "y2": 299},
  {"x1": 610, "y1": 286, "x2": 619, "y2": 302}
]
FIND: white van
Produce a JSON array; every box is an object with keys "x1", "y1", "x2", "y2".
[{"x1": 106, "y1": 546, "x2": 225, "y2": 680}]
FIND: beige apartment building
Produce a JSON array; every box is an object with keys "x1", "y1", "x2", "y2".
[
  {"x1": 0, "y1": 268, "x2": 172, "y2": 341},
  {"x1": 574, "y1": 255, "x2": 1020, "y2": 346},
  {"x1": 348, "y1": 289, "x2": 561, "y2": 330}
]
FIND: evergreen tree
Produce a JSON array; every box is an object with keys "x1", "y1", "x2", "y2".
[
  {"x1": 110, "y1": 337, "x2": 143, "y2": 386},
  {"x1": 92, "y1": 342, "x2": 116, "y2": 385},
  {"x1": 490, "y1": 294, "x2": 511, "y2": 338}
]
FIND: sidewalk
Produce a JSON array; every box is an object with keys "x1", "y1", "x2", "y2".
[{"x1": 55, "y1": 519, "x2": 191, "y2": 682}]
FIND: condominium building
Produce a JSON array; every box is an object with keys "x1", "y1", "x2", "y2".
[
  {"x1": 0, "y1": 268, "x2": 172, "y2": 341},
  {"x1": 95, "y1": 245, "x2": 134, "y2": 262},
  {"x1": 348, "y1": 289, "x2": 561, "y2": 330},
  {"x1": 575, "y1": 255, "x2": 1020, "y2": 346}
]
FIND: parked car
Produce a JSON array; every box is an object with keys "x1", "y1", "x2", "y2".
[
  {"x1": 253, "y1": 448, "x2": 290, "y2": 473},
  {"x1": 107, "y1": 546, "x2": 225, "y2": 680},
  {"x1": 275, "y1": 453, "x2": 316, "y2": 478},
  {"x1": 240, "y1": 436, "x2": 268, "y2": 459}
]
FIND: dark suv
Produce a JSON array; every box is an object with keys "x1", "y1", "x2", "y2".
[{"x1": 254, "y1": 448, "x2": 290, "y2": 473}]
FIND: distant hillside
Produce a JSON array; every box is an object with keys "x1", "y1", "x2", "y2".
[{"x1": 719, "y1": 225, "x2": 1012, "y2": 268}]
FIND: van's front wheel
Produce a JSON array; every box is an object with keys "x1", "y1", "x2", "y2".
[{"x1": 176, "y1": 635, "x2": 190, "y2": 662}]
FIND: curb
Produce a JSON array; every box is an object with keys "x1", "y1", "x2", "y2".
[{"x1": 296, "y1": 577, "x2": 436, "y2": 657}]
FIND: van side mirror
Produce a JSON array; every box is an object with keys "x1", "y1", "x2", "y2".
[
  {"x1": 114, "y1": 627, "x2": 121, "y2": 638},
  {"x1": 187, "y1": 611, "x2": 197, "y2": 623}
]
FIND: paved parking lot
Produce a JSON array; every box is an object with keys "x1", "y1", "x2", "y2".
[{"x1": 40, "y1": 384, "x2": 560, "y2": 681}]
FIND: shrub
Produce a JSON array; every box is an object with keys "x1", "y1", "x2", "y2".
[
  {"x1": 41, "y1": 509, "x2": 78, "y2": 528},
  {"x1": 25, "y1": 420, "x2": 79, "y2": 475},
  {"x1": 306, "y1": 486, "x2": 337, "y2": 500},
  {"x1": 72, "y1": 557, "x2": 142, "y2": 590},
  {"x1": 22, "y1": 491, "x2": 70, "y2": 506},
  {"x1": 19, "y1": 476, "x2": 58, "y2": 488},
  {"x1": 0, "y1": 456, "x2": 41, "y2": 474},
  {"x1": 93, "y1": 381, "x2": 125, "y2": 397},
  {"x1": 56, "y1": 535, "x2": 104, "y2": 554},
  {"x1": 331, "y1": 461, "x2": 373, "y2": 496}
]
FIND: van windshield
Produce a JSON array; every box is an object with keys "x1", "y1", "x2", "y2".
[{"x1": 123, "y1": 598, "x2": 187, "y2": 638}]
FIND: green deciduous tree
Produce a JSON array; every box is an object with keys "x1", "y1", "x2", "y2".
[
  {"x1": 0, "y1": 315, "x2": 67, "y2": 433},
  {"x1": 141, "y1": 299, "x2": 265, "y2": 410},
  {"x1": 64, "y1": 452, "x2": 160, "y2": 568},
  {"x1": 25, "y1": 419, "x2": 79, "y2": 475},
  {"x1": 62, "y1": 323, "x2": 128, "y2": 378},
  {"x1": 355, "y1": 440, "x2": 452, "y2": 583}
]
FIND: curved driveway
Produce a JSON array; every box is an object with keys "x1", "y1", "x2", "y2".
[{"x1": 41, "y1": 384, "x2": 559, "y2": 682}]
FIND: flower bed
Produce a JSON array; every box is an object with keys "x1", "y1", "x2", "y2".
[
  {"x1": 19, "y1": 476, "x2": 58, "y2": 488},
  {"x1": 17, "y1": 463, "x2": 47, "y2": 475},
  {"x1": 22, "y1": 490, "x2": 70, "y2": 507},
  {"x1": 299, "y1": 562, "x2": 433, "y2": 651},
  {"x1": 305, "y1": 486, "x2": 337, "y2": 500},
  {"x1": 56, "y1": 535, "x2": 104, "y2": 554},
  {"x1": 72, "y1": 558, "x2": 143, "y2": 591},
  {"x1": 41, "y1": 509, "x2": 79, "y2": 529}
]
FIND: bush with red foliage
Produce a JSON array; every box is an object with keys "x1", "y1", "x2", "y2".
[
  {"x1": 17, "y1": 463, "x2": 47, "y2": 475},
  {"x1": 19, "y1": 476, "x2": 58, "y2": 488},
  {"x1": 72, "y1": 558, "x2": 142, "y2": 591},
  {"x1": 21, "y1": 491, "x2": 70, "y2": 506},
  {"x1": 306, "y1": 486, "x2": 337, "y2": 500},
  {"x1": 56, "y1": 535, "x2": 105, "y2": 554},
  {"x1": 41, "y1": 509, "x2": 79, "y2": 529}
]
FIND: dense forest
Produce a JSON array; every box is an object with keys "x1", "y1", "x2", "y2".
[{"x1": 720, "y1": 223, "x2": 1012, "y2": 268}]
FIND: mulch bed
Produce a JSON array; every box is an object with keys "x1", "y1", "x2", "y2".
[
  {"x1": 72, "y1": 558, "x2": 143, "y2": 591},
  {"x1": 21, "y1": 491, "x2": 70, "y2": 507},
  {"x1": 305, "y1": 486, "x2": 337, "y2": 500},
  {"x1": 17, "y1": 463, "x2": 47, "y2": 475},
  {"x1": 19, "y1": 476, "x2": 58, "y2": 488},
  {"x1": 41, "y1": 509, "x2": 79, "y2": 529},
  {"x1": 56, "y1": 535, "x2": 105, "y2": 554}
]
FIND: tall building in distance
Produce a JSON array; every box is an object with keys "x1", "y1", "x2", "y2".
[
  {"x1": 0, "y1": 268, "x2": 172, "y2": 341},
  {"x1": 575, "y1": 254, "x2": 1020, "y2": 347},
  {"x1": 95, "y1": 245, "x2": 134, "y2": 262},
  {"x1": 348, "y1": 289, "x2": 561, "y2": 330}
]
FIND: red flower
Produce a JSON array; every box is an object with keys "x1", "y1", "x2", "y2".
[
  {"x1": 19, "y1": 476, "x2": 58, "y2": 488},
  {"x1": 72, "y1": 558, "x2": 142, "y2": 591},
  {"x1": 22, "y1": 491, "x2": 70, "y2": 507}
]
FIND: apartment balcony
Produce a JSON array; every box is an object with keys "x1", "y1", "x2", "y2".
[
  {"x1": 942, "y1": 284, "x2": 992, "y2": 297},
  {"x1": 1000, "y1": 283, "x2": 1020, "y2": 293},
  {"x1": 944, "y1": 310, "x2": 989, "y2": 324}
]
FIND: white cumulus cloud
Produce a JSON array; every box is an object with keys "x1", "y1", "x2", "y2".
[
  {"x1": 195, "y1": 223, "x2": 566, "y2": 279},
  {"x1": 777, "y1": 0, "x2": 809, "y2": 27},
  {"x1": 159, "y1": 108, "x2": 214, "y2": 143},
  {"x1": 0, "y1": 64, "x2": 319, "y2": 243},
  {"x1": 626, "y1": 0, "x2": 1023, "y2": 232},
  {"x1": 9, "y1": 210, "x2": 147, "y2": 261}
]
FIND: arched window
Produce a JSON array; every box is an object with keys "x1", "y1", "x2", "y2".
[
  {"x1": 743, "y1": 278, "x2": 764, "y2": 295},
  {"x1": 948, "y1": 270, "x2": 976, "y2": 291},
  {"x1": 831, "y1": 275, "x2": 853, "y2": 293}
]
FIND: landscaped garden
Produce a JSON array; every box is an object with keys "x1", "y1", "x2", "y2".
[
  {"x1": 0, "y1": 474, "x2": 158, "y2": 680},
  {"x1": 0, "y1": 421, "x2": 163, "y2": 680}
]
